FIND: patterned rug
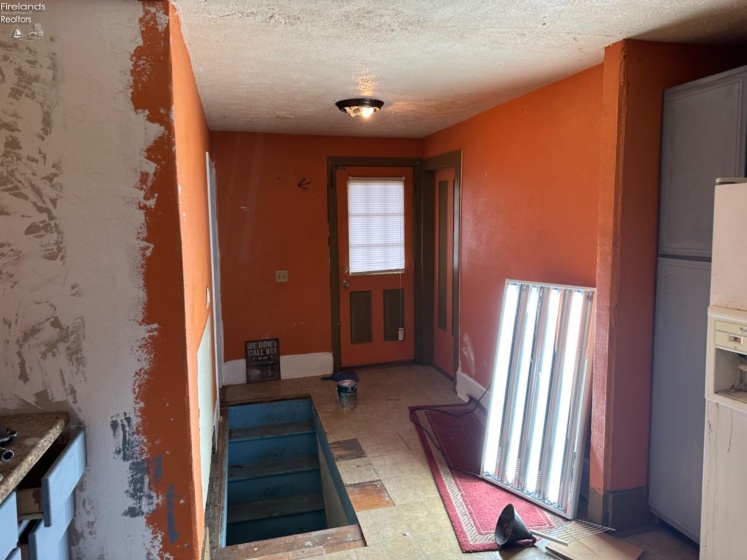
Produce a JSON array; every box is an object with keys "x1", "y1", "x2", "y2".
[{"x1": 410, "y1": 403, "x2": 562, "y2": 552}]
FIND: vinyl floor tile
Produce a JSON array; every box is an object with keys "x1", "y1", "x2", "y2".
[
  {"x1": 346, "y1": 480, "x2": 395, "y2": 511},
  {"x1": 337, "y1": 457, "x2": 378, "y2": 485},
  {"x1": 221, "y1": 365, "x2": 699, "y2": 559}
]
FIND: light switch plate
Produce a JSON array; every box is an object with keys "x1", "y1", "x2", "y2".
[{"x1": 276, "y1": 270, "x2": 288, "y2": 283}]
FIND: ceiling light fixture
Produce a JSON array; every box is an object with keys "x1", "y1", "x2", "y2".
[{"x1": 335, "y1": 98, "x2": 384, "y2": 118}]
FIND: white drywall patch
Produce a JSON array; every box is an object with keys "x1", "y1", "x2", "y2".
[
  {"x1": 280, "y1": 352, "x2": 334, "y2": 379},
  {"x1": 0, "y1": 2, "x2": 166, "y2": 557},
  {"x1": 222, "y1": 359, "x2": 246, "y2": 385},
  {"x1": 196, "y1": 315, "x2": 213, "y2": 507},
  {"x1": 222, "y1": 352, "x2": 334, "y2": 384}
]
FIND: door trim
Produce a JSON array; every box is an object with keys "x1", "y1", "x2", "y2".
[
  {"x1": 327, "y1": 157, "x2": 422, "y2": 372},
  {"x1": 422, "y1": 151, "x2": 462, "y2": 380}
]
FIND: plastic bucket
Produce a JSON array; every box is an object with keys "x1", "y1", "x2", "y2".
[{"x1": 337, "y1": 380, "x2": 358, "y2": 409}]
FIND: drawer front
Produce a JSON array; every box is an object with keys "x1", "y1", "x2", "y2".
[
  {"x1": 28, "y1": 493, "x2": 73, "y2": 560},
  {"x1": 5, "y1": 548, "x2": 21, "y2": 560},
  {"x1": 714, "y1": 330, "x2": 747, "y2": 353},
  {"x1": 42, "y1": 431, "x2": 85, "y2": 527},
  {"x1": 715, "y1": 320, "x2": 747, "y2": 337},
  {"x1": 0, "y1": 492, "x2": 18, "y2": 559}
]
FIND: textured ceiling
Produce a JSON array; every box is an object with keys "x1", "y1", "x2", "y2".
[{"x1": 173, "y1": 0, "x2": 747, "y2": 138}]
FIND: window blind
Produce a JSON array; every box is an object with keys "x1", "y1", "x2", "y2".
[{"x1": 347, "y1": 178, "x2": 405, "y2": 274}]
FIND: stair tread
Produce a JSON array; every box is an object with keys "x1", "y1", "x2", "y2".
[
  {"x1": 229, "y1": 455, "x2": 320, "y2": 481},
  {"x1": 229, "y1": 420, "x2": 314, "y2": 442},
  {"x1": 227, "y1": 494, "x2": 324, "y2": 524},
  {"x1": 215, "y1": 524, "x2": 364, "y2": 560}
]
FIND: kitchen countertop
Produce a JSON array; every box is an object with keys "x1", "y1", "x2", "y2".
[{"x1": 0, "y1": 412, "x2": 69, "y2": 503}]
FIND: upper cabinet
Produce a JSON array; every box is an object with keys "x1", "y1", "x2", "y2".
[{"x1": 659, "y1": 65, "x2": 747, "y2": 258}]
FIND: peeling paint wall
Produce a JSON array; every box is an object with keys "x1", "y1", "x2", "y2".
[{"x1": 0, "y1": 2, "x2": 200, "y2": 558}]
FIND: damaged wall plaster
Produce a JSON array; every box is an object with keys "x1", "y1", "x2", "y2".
[{"x1": 0, "y1": 2, "x2": 174, "y2": 557}]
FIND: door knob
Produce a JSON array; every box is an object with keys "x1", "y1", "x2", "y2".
[{"x1": 342, "y1": 280, "x2": 350, "y2": 288}]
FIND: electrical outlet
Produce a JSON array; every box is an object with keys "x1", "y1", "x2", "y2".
[{"x1": 275, "y1": 270, "x2": 288, "y2": 283}]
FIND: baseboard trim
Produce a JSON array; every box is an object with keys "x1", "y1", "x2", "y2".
[
  {"x1": 455, "y1": 370, "x2": 490, "y2": 402},
  {"x1": 587, "y1": 486, "x2": 654, "y2": 532},
  {"x1": 222, "y1": 360, "x2": 245, "y2": 385},
  {"x1": 221, "y1": 352, "x2": 334, "y2": 385}
]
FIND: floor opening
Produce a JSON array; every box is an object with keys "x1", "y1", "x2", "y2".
[{"x1": 224, "y1": 397, "x2": 359, "y2": 548}]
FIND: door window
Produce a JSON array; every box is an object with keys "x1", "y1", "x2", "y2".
[{"x1": 347, "y1": 178, "x2": 405, "y2": 275}]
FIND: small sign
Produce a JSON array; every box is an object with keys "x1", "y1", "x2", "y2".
[{"x1": 245, "y1": 338, "x2": 280, "y2": 383}]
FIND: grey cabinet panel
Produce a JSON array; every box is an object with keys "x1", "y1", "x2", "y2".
[
  {"x1": 659, "y1": 67, "x2": 747, "y2": 258},
  {"x1": 649, "y1": 258, "x2": 711, "y2": 542}
]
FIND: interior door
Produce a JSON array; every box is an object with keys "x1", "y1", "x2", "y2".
[
  {"x1": 336, "y1": 167, "x2": 415, "y2": 367},
  {"x1": 433, "y1": 168, "x2": 455, "y2": 376}
]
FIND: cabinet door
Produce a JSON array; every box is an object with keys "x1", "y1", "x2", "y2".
[
  {"x1": 0, "y1": 492, "x2": 18, "y2": 559},
  {"x1": 649, "y1": 258, "x2": 710, "y2": 542},
  {"x1": 659, "y1": 68, "x2": 747, "y2": 258},
  {"x1": 42, "y1": 431, "x2": 85, "y2": 528},
  {"x1": 28, "y1": 493, "x2": 73, "y2": 560}
]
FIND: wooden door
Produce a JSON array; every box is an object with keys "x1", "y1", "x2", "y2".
[
  {"x1": 433, "y1": 168, "x2": 455, "y2": 376},
  {"x1": 336, "y1": 167, "x2": 415, "y2": 367}
]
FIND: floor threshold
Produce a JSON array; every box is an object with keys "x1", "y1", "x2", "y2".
[{"x1": 215, "y1": 523, "x2": 365, "y2": 560}]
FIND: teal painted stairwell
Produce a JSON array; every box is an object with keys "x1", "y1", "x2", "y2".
[{"x1": 225, "y1": 398, "x2": 356, "y2": 546}]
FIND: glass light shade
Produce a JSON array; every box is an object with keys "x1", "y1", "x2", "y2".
[{"x1": 336, "y1": 98, "x2": 384, "y2": 118}]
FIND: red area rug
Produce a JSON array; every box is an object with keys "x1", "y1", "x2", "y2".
[{"x1": 410, "y1": 403, "x2": 562, "y2": 552}]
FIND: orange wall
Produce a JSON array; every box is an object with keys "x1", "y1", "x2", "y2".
[
  {"x1": 593, "y1": 41, "x2": 747, "y2": 494},
  {"x1": 211, "y1": 133, "x2": 423, "y2": 362},
  {"x1": 424, "y1": 66, "x2": 604, "y2": 389},
  {"x1": 133, "y1": 3, "x2": 200, "y2": 558},
  {"x1": 170, "y1": 3, "x2": 212, "y2": 553}
]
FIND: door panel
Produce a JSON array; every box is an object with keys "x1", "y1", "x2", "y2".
[
  {"x1": 649, "y1": 257, "x2": 710, "y2": 541},
  {"x1": 659, "y1": 74, "x2": 747, "y2": 258},
  {"x1": 433, "y1": 168, "x2": 455, "y2": 375},
  {"x1": 337, "y1": 167, "x2": 415, "y2": 367},
  {"x1": 383, "y1": 289, "x2": 405, "y2": 341},
  {"x1": 349, "y1": 291, "x2": 373, "y2": 344}
]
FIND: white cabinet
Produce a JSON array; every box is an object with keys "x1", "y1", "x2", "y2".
[
  {"x1": 701, "y1": 178, "x2": 747, "y2": 557},
  {"x1": 711, "y1": 181, "x2": 747, "y2": 311},
  {"x1": 2, "y1": 431, "x2": 86, "y2": 560},
  {"x1": 701, "y1": 401, "x2": 747, "y2": 560}
]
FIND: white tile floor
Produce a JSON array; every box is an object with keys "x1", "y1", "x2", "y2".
[{"x1": 224, "y1": 365, "x2": 699, "y2": 560}]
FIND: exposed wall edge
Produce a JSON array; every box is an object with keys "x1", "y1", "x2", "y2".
[{"x1": 588, "y1": 485, "x2": 655, "y2": 532}]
